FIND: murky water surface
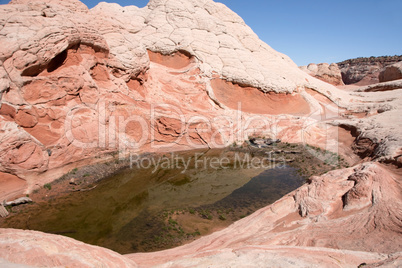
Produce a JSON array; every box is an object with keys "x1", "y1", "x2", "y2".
[{"x1": 2, "y1": 149, "x2": 304, "y2": 253}]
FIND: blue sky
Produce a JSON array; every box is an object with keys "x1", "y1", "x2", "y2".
[{"x1": 3, "y1": 0, "x2": 401, "y2": 65}]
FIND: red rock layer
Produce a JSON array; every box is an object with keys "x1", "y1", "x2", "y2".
[{"x1": 211, "y1": 79, "x2": 310, "y2": 115}]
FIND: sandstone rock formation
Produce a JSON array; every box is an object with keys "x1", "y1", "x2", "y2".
[
  {"x1": 0, "y1": 0, "x2": 400, "y2": 197},
  {"x1": 0, "y1": 0, "x2": 401, "y2": 266},
  {"x1": 379, "y1": 61, "x2": 402, "y2": 82},
  {"x1": 0, "y1": 0, "x2": 324, "y2": 194},
  {"x1": 0, "y1": 228, "x2": 138, "y2": 267},
  {"x1": 337, "y1": 55, "x2": 402, "y2": 85},
  {"x1": 300, "y1": 63, "x2": 344, "y2": 86}
]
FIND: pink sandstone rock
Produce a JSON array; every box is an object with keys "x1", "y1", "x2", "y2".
[
  {"x1": 0, "y1": 229, "x2": 138, "y2": 267},
  {"x1": 0, "y1": 0, "x2": 400, "y2": 196},
  {"x1": 15, "y1": 107, "x2": 38, "y2": 128},
  {"x1": 0, "y1": 173, "x2": 26, "y2": 202},
  {"x1": 0, "y1": 103, "x2": 16, "y2": 121},
  {"x1": 0, "y1": 0, "x2": 401, "y2": 266}
]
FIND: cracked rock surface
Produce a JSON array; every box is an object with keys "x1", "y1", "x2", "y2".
[{"x1": 0, "y1": 0, "x2": 401, "y2": 267}]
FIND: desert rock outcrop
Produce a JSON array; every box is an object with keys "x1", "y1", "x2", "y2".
[
  {"x1": 337, "y1": 55, "x2": 402, "y2": 85},
  {"x1": 0, "y1": 228, "x2": 138, "y2": 267},
  {"x1": 379, "y1": 61, "x2": 402, "y2": 82},
  {"x1": 300, "y1": 63, "x2": 344, "y2": 86}
]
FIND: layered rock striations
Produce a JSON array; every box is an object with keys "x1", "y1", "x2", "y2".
[
  {"x1": 337, "y1": 55, "x2": 402, "y2": 85},
  {"x1": 0, "y1": 0, "x2": 399, "y2": 195},
  {"x1": 0, "y1": 0, "x2": 330, "y2": 193},
  {"x1": 0, "y1": 0, "x2": 401, "y2": 266}
]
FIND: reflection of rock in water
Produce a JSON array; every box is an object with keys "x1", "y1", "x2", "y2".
[
  {"x1": 204, "y1": 166, "x2": 303, "y2": 211},
  {"x1": 113, "y1": 209, "x2": 166, "y2": 253},
  {"x1": 146, "y1": 166, "x2": 266, "y2": 210},
  {"x1": 0, "y1": 150, "x2": 304, "y2": 254}
]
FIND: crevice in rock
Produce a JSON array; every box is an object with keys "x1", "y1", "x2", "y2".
[
  {"x1": 47, "y1": 50, "x2": 68, "y2": 73},
  {"x1": 341, "y1": 192, "x2": 348, "y2": 208},
  {"x1": 379, "y1": 157, "x2": 402, "y2": 168},
  {"x1": 338, "y1": 124, "x2": 380, "y2": 160},
  {"x1": 20, "y1": 49, "x2": 68, "y2": 77},
  {"x1": 371, "y1": 189, "x2": 376, "y2": 206},
  {"x1": 21, "y1": 42, "x2": 108, "y2": 77},
  {"x1": 338, "y1": 124, "x2": 360, "y2": 138},
  {"x1": 21, "y1": 64, "x2": 45, "y2": 77},
  {"x1": 194, "y1": 128, "x2": 210, "y2": 149},
  {"x1": 352, "y1": 137, "x2": 378, "y2": 159}
]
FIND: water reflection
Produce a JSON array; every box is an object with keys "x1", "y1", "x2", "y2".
[{"x1": 2, "y1": 149, "x2": 303, "y2": 253}]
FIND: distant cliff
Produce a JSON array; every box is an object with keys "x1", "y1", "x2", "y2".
[{"x1": 337, "y1": 55, "x2": 402, "y2": 85}]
